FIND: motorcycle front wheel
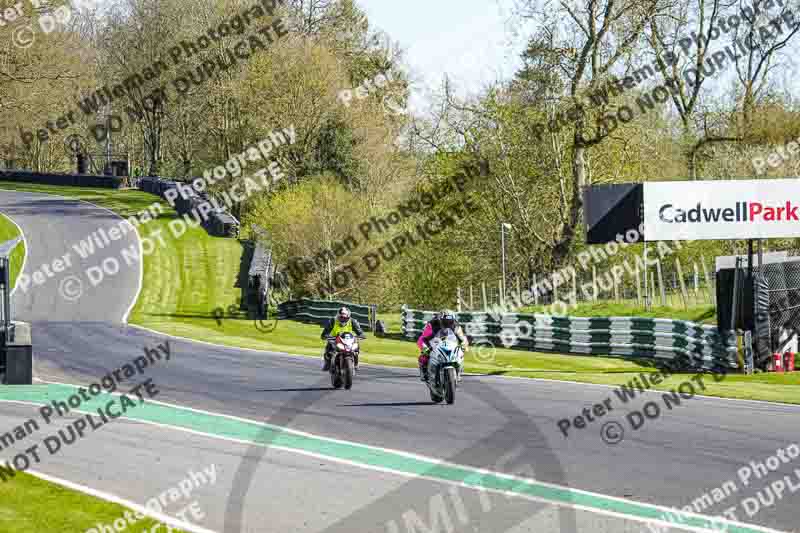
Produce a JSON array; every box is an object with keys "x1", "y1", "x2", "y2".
[
  {"x1": 429, "y1": 382, "x2": 444, "y2": 403},
  {"x1": 343, "y1": 357, "x2": 355, "y2": 390},
  {"x1": 331, "y1": 361, "x2": 343, "y2": 389},
  {"x1": 444, "y1": 367, "x2": 456, "y2": 405}
]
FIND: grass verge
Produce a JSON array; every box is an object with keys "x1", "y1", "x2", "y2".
[
  {"x1": 0, "y1": 470, "x2": 183, "y2": 532},
  {"x1": 519, "y1": 301, "x2": 717, "y2": 324},
  {"x1": 0, "y1": 212, "x2": 25, "y2": 288},
  {"x1": 2, "y1": 181, "x2": 799, "y2": 404}
]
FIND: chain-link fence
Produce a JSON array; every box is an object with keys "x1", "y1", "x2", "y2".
[{"x1": 755, "y1": 257, "x2": 800, "y2": 360}]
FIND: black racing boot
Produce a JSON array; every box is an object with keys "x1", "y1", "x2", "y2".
[
  {"x1": 419, "y1": 364, "x2": 429, "y2": 382},
  {"x1": 322, "y1": 355, "x2": 331, "y2": 371}
]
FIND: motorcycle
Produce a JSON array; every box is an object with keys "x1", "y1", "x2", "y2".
[
  {"x1": 327, "y1": 332, "x2": 362, "y2": 390},
  {"x1": 425, "y1": 328, "x2": 464, "y2": 405}
]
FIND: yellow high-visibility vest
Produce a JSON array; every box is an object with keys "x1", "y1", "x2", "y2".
[{"x1": 330, "y1": 319, "x2": 354, "y2": 336}]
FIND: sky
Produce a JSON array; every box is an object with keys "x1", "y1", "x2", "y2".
[
  {"x1": 359, "y1": 0, "x2": 800, "y2": 115},
  {"x1": 359, "y1": 0, "x2": 527, "y2": 110}
]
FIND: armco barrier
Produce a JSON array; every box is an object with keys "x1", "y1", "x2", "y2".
[
  {"x1": 248, "y1": 241, "x2": 272, "y2": 317},
  {"x1": 0, "y1": 169, "x2": 126, "y2": 188},
  {"x1": 401, "y1": 308, "x2": 738, "y2": 371},
  {"x1": 279, "y1": 298, "x2": 376, "y2": 331},
  {"x1": 137, "y1": 176, "x2": 239, "y2": 238}
]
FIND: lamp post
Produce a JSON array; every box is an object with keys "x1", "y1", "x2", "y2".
[{"x1": 501, "y1": 223, "x2": 512, "y2": 302}]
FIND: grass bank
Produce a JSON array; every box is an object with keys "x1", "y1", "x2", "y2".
[
  {"x1": 0, "y1": 212, "x2": 25, "y2": 288},
  {"x1": 518, "y1": 301, "x2": 717, "y2": 324},
  {"x1": 0, "y1": 471, "x2": 182, "y2": 532}
]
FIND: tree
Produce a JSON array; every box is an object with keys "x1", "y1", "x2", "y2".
[{"x1": 512, "y1": 0, "x2": 670, "y2": 265}]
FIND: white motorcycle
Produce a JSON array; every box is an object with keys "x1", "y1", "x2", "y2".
[{"x1": 425, "y1": 328, "x2": 465, "y2": 405}]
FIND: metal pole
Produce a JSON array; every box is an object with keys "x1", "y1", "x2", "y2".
[
  {"x1": 643, "y1": 242, "x2": 649, "y2": 309},
  {"x1": 501, "y1": 224, "x2": 507, "y2": 301},
  {"x1": 498, "y1": 278, "x2": 504, "y2": 306},
  {"x1": 105, "y1": 106, "x2": 112, "y2": 174},
  {"x1": 731, "y1": 257, "x2": 741, "y2": 331},
  {"x1": 3, "y1": 258, "x2": 10, "y2": 342}
]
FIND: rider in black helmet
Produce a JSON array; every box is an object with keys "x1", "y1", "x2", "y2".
[{"x1": 418, "y1": 310, "x2": 468, "y2": 381}]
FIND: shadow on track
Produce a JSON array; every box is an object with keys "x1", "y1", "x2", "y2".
[
  {"x1": 336, "y1": 401, "x2": 438, "y2": 407},
  {"x1": 257, "y1": 387, "x2": 336, "y2": 392}
]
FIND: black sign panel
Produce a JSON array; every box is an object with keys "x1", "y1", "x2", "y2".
[{"x1": 583, "y1": 183, "x2": 644, "y2": 244}]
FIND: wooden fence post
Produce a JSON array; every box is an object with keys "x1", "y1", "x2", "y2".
[
  {"x1": 554, "y1": 273, "x2": 558, "y2": 303},
  {"x1": 675, "y1": 258, "x2": 689, "y2": 310},
  {"x1": 701, "y1": 255, "x2": 714, "y2": 304},
  {"x1": 636, "y1": 267, "x2": 642, "y2": 305},
  {"x1": 655, "y1": 259, "x2": 666, "y2": 307},
  {"x1": 650, "y1": 271, "x2": 656, "y2": 305},
  {"x1": 572, "y1": 270, "x2": 577, "y2": 304}
]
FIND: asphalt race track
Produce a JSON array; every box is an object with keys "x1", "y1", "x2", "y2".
[{"x1": 0, "y1": 189, "x2": 798, "y2": 533}]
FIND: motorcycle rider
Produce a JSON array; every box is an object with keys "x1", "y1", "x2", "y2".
[
  {"x1": 417, "y1": 310, "x2": 468, "y2": 381},
  {"x1": 416, "y1": 312, "x2": 441, "y2": 381},
  {"x1": 321, "y1": 306, "x2": 365, "y2": 371}
]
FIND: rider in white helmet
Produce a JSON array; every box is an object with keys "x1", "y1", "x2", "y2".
[{"x1": 321, "y1": 306, "x2": 365, "y2": 371}]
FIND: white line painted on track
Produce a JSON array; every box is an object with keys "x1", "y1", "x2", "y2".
[
  {"x1": 16, "y1": 378, "x2": 786, "y2": 533},
  {"x1": 0, "y1": 459, "x2": 218, "y2": 533}
]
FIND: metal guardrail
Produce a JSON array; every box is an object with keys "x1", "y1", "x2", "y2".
[
  {"x1": 278, "y1": 298, "x2": 376, "y2": 331},
  {"x1": 0, "y1": 169, "x2": 127, "y2": 188},
  {"x1": 401, "y1": 307, "x2": 738, "y2": 371},
  {"x1": 248, "y1": 242, "x2": 272, "y2": 318},
  {"x1": 138, "y1": 176, "x2": 239, "y2": 237}
]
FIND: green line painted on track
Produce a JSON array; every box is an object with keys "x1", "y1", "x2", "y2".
[{"x1": 0, "y1": 384, "x2": 778, "y2": 533}]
